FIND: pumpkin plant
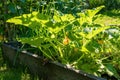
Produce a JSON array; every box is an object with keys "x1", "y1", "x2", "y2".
[{"x1": 6, "y1": 6, "x2": 120, "y2": 79}]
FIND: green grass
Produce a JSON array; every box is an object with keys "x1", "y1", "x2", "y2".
[
  {"x1": 0, "y1": 42, "x2": 32, "y2": 80},
  {"x1": 95, "y1": 9, "x2": 120, "y2": 25},
  {"x1": 0, "y1": 68, "x2": 31, "y2": 80}
]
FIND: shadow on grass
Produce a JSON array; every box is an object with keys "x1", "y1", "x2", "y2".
[
  {"x1": 0, "y1": 68, "x2": 22, "y2": 80},
  {"x1": 101, "y1": 10, "x2": 120, "y2": 18},
  {"x1": 0, "y1": 45, "x2": 31, "y2": 80}
]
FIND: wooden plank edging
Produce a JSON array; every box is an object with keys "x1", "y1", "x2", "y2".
[{"x1": 1, "y1": 42, "x2": 107, "y2": 80}]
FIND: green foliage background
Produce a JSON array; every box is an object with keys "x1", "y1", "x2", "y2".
[{"x1": 88, "y1": 0, "x2": 120, "y2": 9}]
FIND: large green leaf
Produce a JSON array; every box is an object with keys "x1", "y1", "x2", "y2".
[
  {"x1": 104, "y1": 64, "x2": 120, "y2": 79},
  {"x1": 85, "y1": 6, "x2": 105, "y2": 21},
  {"x1": 76, "y1": 12, "x2": 87, "y2": 26},
  {"x1": 17, "y1": 36, "x2": 55, "y2": 60},
  {"x1": 77, "y1": 6, "x2": 105, "y2": 25},
  {"x1": 18, "y1": 37, "x2": 44, "y2": 48},
  {"x1": 45, "y1": 21, "x2": 66, "y2": 33},
  {"x1": 53, "y1": 13, "x2": 75, "y2": 22},
  {"x1": 86, "y1": 26, "x2": 111, "y2": 39},
  {"x1": 6, "y1": 11, "x2": 49, "y2": 27},
  {"x1": 61, "y1": 14, "x2": 75, "y2": 22},
  {"x1": 7, "y1": 13, "x2": 33, "y2": 26}
]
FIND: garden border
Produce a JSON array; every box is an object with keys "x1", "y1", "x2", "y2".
[{"x1": 1, "y1": 42, "x2": 106, "y2": 80}]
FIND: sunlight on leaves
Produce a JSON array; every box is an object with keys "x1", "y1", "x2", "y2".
[{"x1": 86, "y1": 26, "x2": 111, "y2": 39}]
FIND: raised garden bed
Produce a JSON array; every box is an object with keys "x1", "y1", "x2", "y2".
[{"x1": 1, "y1": 42, "x2": 106, "y2": 80}]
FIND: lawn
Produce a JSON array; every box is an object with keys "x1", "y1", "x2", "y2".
[
  {"x1": 0, "y1": 42, "x2": 33, "y2": 80},
  {"x1": 95, "y1": 10, "x2": 120, "y2": 25}
]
